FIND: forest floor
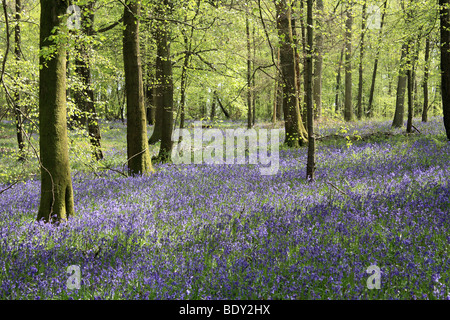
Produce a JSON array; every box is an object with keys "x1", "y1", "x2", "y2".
[{"x1": 0, "y1": 117, "x2": 449, "y2": 299}]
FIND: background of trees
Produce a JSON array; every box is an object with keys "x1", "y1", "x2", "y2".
[{"x1": 0, "y1": 0, "x2": 448, "y2": 221}]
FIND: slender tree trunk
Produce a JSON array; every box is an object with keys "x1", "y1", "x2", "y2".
[
  {"x1": 123, "y1": 0, "x2": 154, "y2": 174},
  {"x1": 356, "y1": 2, "x2": 366, "y2": 120},
  {"x1": 306, "y1": 0, "x2": 315, "y2": 181},
  {"x1": 155, "y1": 1, "x2": 174, "y2": 162},
  {"x1": 210, "y1": 96, "x2": 216, "y2": 120},
  {"x1": 392, "y1": 42, "x2": 409, "y2": 128},
  {"x1": 422, "y1": 36, "x2": 430, "y2": 122},
  {"x1": 14, "y1": 0, "x2": 25, "y2": 161},
  {"x1": 313, "y1": 0, "x2": 323, "y2": 120},
  {"x1": 441, "y1": 0, "x2": 450, "y2": 140},
  {"x1": 252, "y1": 24, "x2": 257, "y2": 126},
  {"x1": 275, "y1": 0, "x2": 308, "y2": 147},
  {"x1": 179, "y1": 30, "x2": 190, "y2": 130},
  {"x1": 74, "y1": 2, "x2": 103, "y2": 160},
  {"x1": 37, "y1": 0, "x2": 74, "y2": 223},
  {"x1": 295, "y1": 1, "x2": 308, "y2": 129},
  {"x1": 276, "y1": 48, "x2": 283, "y2": 121},
  {"x1": 406, "y1": 66, "x2": 414, "y2": 133},
  {"x1": 335, "y1": 48, "x2": 344, "y2": 113},
  {"x1": 367, "y1": 0, "x2": 388, "y2": 118},
  {"x1": 246, "y1": 8, "x2": 252, "y2": 129},
  {"x1": 344, "y1": 1, "x2": 353, "y2": 122}
]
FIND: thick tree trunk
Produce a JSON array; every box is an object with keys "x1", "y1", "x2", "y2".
[
  {"x1": 356, "y1": 2, "x2": 366, "y2": 120},
  {"x1": 14, "y1": 0, "x2": 25, "y2": 161},
  {"x1": 392, "y1": 42, "x2": 409, "y2": 128},
  {"x1": 123, "y1": 0, "x2": 154, "y2": 174},
  {"x1": 441, "y1": 0, "x2": 450, "y2": 140},
  {"x1": 275, "y1": 0, "x2": 307, "y2": 148},
  {"x1": 306, "y1": 0, "x2": 315, "y2": 181},
  {"x1": 313, "y1": 0, "x2": 324, "y2": 120},
  {"x1": 422, "y1": 37, "x2": 430, "y2": 122},
  {"x1": 37, "y1": 0, "x2": 74, "y2": 223},
  {"x1": 344, "y1": 2, "x2": 353, "y2": 122}
]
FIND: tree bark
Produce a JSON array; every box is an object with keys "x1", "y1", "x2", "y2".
[
  {"x1": 246, "y1": 8, "x2": 253, "y2": 129},
  {"x1": 37, "y1": 0, "x2": 74, "y2": 223},
  {"x1": 275, "y1": 0, "x2": 308, "y2": 148},
  {"x1": 123, "y1": 0, "x2": 154, "y2": 174},
  {"x1": 422, "y1": 36, "x2": 430, "y2": 122},
  {"x1": 306, "y1": 0, "x2": 315, "y2": 181},
  {"x1": 74, "y1": 2, "x2": 103, "y2": 161},
  {"x1": 344, "y1": 1, "x2": 353, "y2": 122},
  {"x1": 356, "y1": 2, "x2": 366, "y2": 120},
  {"x1": 367, "y1": 0, "x2": 388, "y2": 118},
  {"x1": 335, "y1": 48, "x2": 344, "y2": 113},
  {"x1": 313, "y1": 0, "x2": 323, "y2": 120},
  {"x1": 392, "y1": 42, "x2": 409, "y2": 128},
  {"x1": 154, "y1": 2, "x2": 174, "y2": 163},
  {"x1": 441, "y1": 0, "x2": 450, "y2": 140},
  {"x1": 406, "y1": 66, "x2": 414, "y2": 133},
  {"x1": 14, "y1": 0, "x2": 25, "y2": 161}
]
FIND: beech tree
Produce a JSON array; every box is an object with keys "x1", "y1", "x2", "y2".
[
  {"x1": 37, "y1": 0, "x2": 74, "y2": 222},
  {"x1": 123, "y1": 0, "x2": 154, "y2": 174},
  {"x1": 275, "y1": 0, "x2": 307, "y2": 148}
]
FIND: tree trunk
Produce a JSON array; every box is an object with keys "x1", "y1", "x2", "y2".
[
  {"x1": 313, "y1": 0, "x2": 323, "y2": 120},
  {"x1": 252, "y1": 24, "x2": 257, "y2": 126},
  {"x1": 422, "y1": 36, "x2": 430, "y2": 122},
  {"x1": 335, "y1": 48, "x2": 344, "y2": 113},
  {"x1": 14, "y1": 0, "x2": 25, "y2": 161},
  {"x1": 275, "y1": 0, "x2": 308, "y2": 147},
  {"x1": 74, "y1": 2, "x2": 103, "y2": 161},
  {"x1": 155, "y1": 1, "x2": 174, "y2": 162},
  {"x1": 441, "y1": 0, "x2": 450, "y2": 140},
  {"x1": 275, "y1": 47, "x2": 283, "y2": 121},
  {"x1": 306, "y1": 0, "x2": 315, "y2": 181},
  {"x1": 392, "y1": 42, "x2": 409, "y2": 128},
  {"x1": 367, "y1": 0, "x2": 388, "y2": 118},
  {"x1": 37, "y1": 0, "x2": 74, "y2": 223},
  {"x1": 246, "y1": 8, "x2": 253, "y2": 129},
  {"x1": 123, "y1": 0, "x2": 154, "y2": 174},
  {"x1": 356, "y1": 2, "x2": 366, "y2": 120},
  {"x1": 344, "y1": 1, "x2": 353, "y2": 122},
  {"x1": 406, "y1": 67, "x2": 413, "y2": 133}
]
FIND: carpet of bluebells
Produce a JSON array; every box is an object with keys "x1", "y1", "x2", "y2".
[{"x1": 0, "y1": 117, "x2": 449, "y2": 300}]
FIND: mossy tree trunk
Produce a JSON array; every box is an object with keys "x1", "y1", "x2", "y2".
[
  {"x1": 37, "y1": 0, "x2": 74, "y2": 223},
  {"x1": 275, "y1": 0, "x2": 307, "y2": 148},
  {"x1": 123, "y1": 0, "x2": 154, "y2": 175},
  {"x1": 392, "y1": 42, "x2": 409, "y2": 128}
]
